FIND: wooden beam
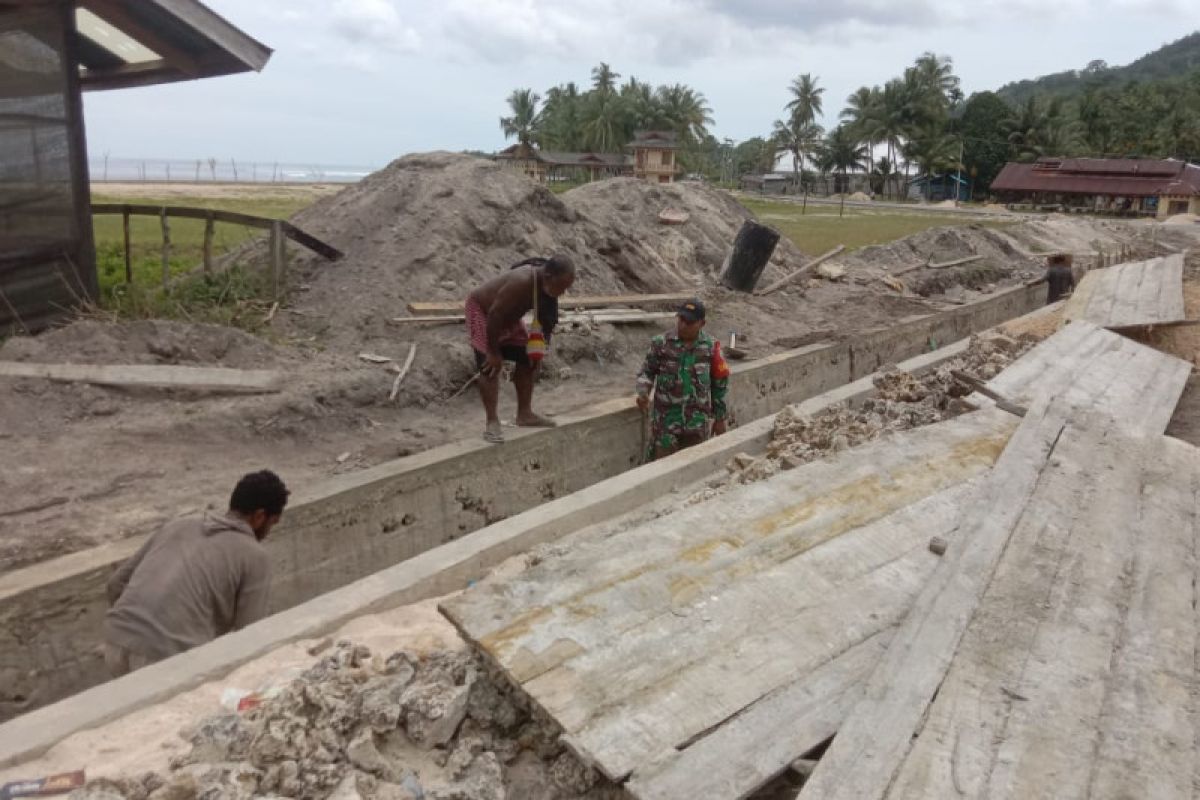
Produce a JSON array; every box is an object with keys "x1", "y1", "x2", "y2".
[
  {"x1": 147, "y1": 0, "x2": 272, "y2": 71},
  {"x1": 755, "y1": 245, "x2": 846, "y2": 296},
  {"x1": 91, "y1": 204, "x2": 342, "y2": 261},
  {"x1": 80, "y1": 0, "x2": 202, "y2": 76},
  {"x1": 407, "y1": 293, "x2": 692, "y2": 315},
  {"x1": 0, "y1": 362, "x2": 283, "y2": 394}
]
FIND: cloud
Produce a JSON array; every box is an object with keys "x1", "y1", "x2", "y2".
[{"x1": 330, "y1": 0, "x2": 421, "y2": 51}]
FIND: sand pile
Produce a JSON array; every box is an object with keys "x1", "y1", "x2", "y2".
[
  {"x1": 847, "y1": 192, "x2": 872, "y2": 202},
  {"x1": 564, "y1": 178, "x2": 806, "y2": 287},
  {"x1": 68, "y1": 641, "x2": 619, "y2": 800},
  {"x1": 1164, "y1": 213, "x2": 1199, "y2": 226},
  {"x1": 274, "y1": 153, "x2": 806, "y2": 352},
  {"x1": 726, "y1": 332, "x2": 1037, "y2": 484},
  {"x1": 842, "y1": 224, "x2": 1032, "y2": 275}
]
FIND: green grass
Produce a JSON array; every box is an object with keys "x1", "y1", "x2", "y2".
[
  {"x1": 90, "y1": 191, "x2": 320, "y2": 326},
  {"x1": 740, "y1": 198, "x2": 1013, "y2": 256}
]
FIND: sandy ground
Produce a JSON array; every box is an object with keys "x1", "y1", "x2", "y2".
[{"x1": 2, "y1": 161, "x2": 1197, "y2": 575}]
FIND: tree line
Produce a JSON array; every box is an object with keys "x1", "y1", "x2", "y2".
[{"x1": 501, "y1": 55, "x2": 1200, "y2": 196}]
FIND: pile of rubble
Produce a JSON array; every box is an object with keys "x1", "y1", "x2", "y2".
[
  {"x1": 727, "y1": 332, "x2": 1038, "y2": 484},
  {"x1": 68, "y1": 643, "x2": 620, "y2": 800}
]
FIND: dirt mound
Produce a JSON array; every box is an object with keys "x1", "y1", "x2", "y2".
[
  {"x1": 69, "y1": 641, "x2": 619, "y2": 800},
  {"x1": 1164, "y1": 213, "x2": 1200, "y2": 226},
  {"x1": 848, "y1": 192, "x2": 872, "y2": 202},
  {"x1": 842, "y1": 224, "x2": 1031, "y2": 275},
  {"x1": 273, "y1": 153, "x2": 806, "y2": 355},
  {"x1": 564, "y1": 177, "x2": 806, "y2": 283},
  {"x1": 0, "y1": 319, "x2": 283, "y2": 368}
]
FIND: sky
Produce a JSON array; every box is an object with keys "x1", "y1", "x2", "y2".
[{"x1": 81, "y1": 0, "x2": 1200, "y2": 169}]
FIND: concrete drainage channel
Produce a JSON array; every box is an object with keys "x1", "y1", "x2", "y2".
[{"x1": 0, "y1": 284, "x2": 1046, "y2": 763}]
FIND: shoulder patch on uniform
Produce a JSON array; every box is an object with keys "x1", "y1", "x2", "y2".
[{"x1": 711, "y1": 340, "x2": 731, "y2": 379}]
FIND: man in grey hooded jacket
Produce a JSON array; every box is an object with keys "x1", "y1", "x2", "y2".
[{"x1": 104, "y1": 470, "x2": 289, "y2": 676}]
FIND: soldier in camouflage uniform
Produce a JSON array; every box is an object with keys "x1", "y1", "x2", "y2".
[{"x1": 635, "y1": 299, "x2": 731, "y2": 461}]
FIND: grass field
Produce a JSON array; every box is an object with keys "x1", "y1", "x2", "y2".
[
  {"x1": 740, "y1": 197, "x2": 1012, "y2": 256},
  {"x1": 89, "y1": 186, "x2": 335, "y2": 324}
]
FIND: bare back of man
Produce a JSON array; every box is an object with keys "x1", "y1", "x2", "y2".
[{"x1": 464, "y1": 256, "x2": 575, "y2": 443}]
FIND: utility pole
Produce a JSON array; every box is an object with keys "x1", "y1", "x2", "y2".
[{"x1": 955, "y1": 137, "x2": 964, "y2": 206}]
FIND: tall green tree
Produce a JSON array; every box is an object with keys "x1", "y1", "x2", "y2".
[
  {"x1": 773, "y1": 116, "x2": 823, "y2": 187},
  {"x1": 500, "y1": 89, "x2": 541, "y2": 146},
  {"x1": 842, "y1": 85, "x2": 881, "y2": 176},
  {"x1": 959, "y1": 91, "x2": 1012, "y2": 193},
  {"x1": 591, "y1": 62, "x2": 620, "y2": 94},
  {"x1": 786, "y1": 73, "x2": 825, "y2": 126},
  {"x1": 821, "y1": 125, "x2": 869, "y2": 193},
  {"x1": 904, "y1": 124, "x2": 961, "y2": 199}
]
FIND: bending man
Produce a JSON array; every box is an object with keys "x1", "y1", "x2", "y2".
[
  {"x1": 104, "y1": 470, "x2": 289, "y2": 676},
  {"x1": 465, "y1": 255, "x2": 575, "y2": 443}
]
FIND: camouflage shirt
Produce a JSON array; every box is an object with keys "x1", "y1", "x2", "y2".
[{"x1": 635, "y1": 330, "x2": 730, "y2": 428}]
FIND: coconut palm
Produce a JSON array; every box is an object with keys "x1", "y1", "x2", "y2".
[
  {"x1": 912, "y1": 52, "x2": 960, "y2": 109},
  {"x1": 773, "y1": 116, "x2": 823, "y2": 189},
  {"x1": 903, "y1": 124, "x2": 961, "y2": 200},
  {"x1": 821, "y1": 125, "x2": 869, "y2": 194},
  {"x1": 500, "y1": 89, "x2": 541, "y2": 147},
  {"x1": 657, "y1": 83, "x2": 715, "y2": 146},
  {"x1": 582, "y1": 90, "x2": 624, "y2": 152},
  {"x1": 591, "y1": 62, "x2": 620, "y2": 94},
  {"x1": 786, "y1": 73, "x2": 825, "y2": 126},
  {"x1": 842, "y1": 85, "x2": 881, "y2": 177}
]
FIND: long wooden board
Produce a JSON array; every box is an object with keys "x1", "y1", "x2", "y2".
[
  {"x1": 624, "y1": 479, "x2": 978, "y2": 800},
  {"x1": 0, "y1": 362, "x2": 283, "y2": 393},
  {"x1": 986, "y1": 319, "x2": 1192, "y2": 436},
  {"x1": 1062, "y1": 254, "x2": 1185, "y2": 329},
  {"x1": 442, "y1": 410, "x2": 1018, "y2": 784},
  {"x1": 884, "y1": 428, "x2": 1200, "y2": 799},
  {"x1": 407, "y1": 293, "x2": 693, "y2": 315},
  {"x1": 798, "y1": 330, "x2": 1192, "y2": 800}
]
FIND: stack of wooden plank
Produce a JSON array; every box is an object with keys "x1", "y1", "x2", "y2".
[
  {"x1": 1063, "y1": 253, "x2": 1186, "y2": 330},
  {"x1": 440, "y1": 320, "x2": 1195, "y2": 800}
]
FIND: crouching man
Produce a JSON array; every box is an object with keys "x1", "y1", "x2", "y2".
[{"x1": 104, "y1": 470, "x2": 289, "y2": 676}]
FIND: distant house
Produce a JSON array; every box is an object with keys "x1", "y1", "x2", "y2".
[
  {"x1": 740, "y1": 173, "x2": 790, "y2": 195},
  {"x1": 629, "y1": 130, "x2": 679, "y2": 184},
  {"x1": 908, "y1": 174, "x2": 971, "y2": 202},
  {"x1": 990, "y1": 157, "x2": 1200, "y2": 218}
]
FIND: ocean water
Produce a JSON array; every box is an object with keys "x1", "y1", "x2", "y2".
[{"x1": 89, "y1": 156, "x2": 377, "y2": 183}]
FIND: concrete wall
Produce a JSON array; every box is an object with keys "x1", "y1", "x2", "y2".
[{"x1": 0, "y1": 283, "x2": 1045, "y2": 722}]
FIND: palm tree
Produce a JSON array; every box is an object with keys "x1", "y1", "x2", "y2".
[
  {"x1": 903, "y1": 124, "x2": 960, "y2": 200},
  {"x1": 591, "y1": 62, "x2": 620, "y2": 95},
  {"x1": 582, "y1": 90, "x2": 624, "y2": 152},
  {"x1": 500, "y1": 89, "x2": 541, "y2": 147},
  {"x1": 871, "y1": 79, "x2": 913, "y2": 197},
  {"x1": 912, "y1": 52, "x2": 960, "y2": 109},
  {"x1": 786, "y1": 73, "x2": 825, "y2": 126},
  {"x1": 773, "y1": 116, "x2": 823, "y2": 189},
  {"x1": 842, "y1": 85, "x2": 881, "y2": 177},
  {"x1": 657, "y1": 84, "x2": 715, "y2": 146},
  {"x1": 822, "y1": 125, "x2": 869, "y2": 194}
]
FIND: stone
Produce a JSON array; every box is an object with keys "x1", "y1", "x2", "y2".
[
  {"x1": 346, "y1": 729, "x2": 405, "y2": 783},
  {"x1": 403, "y1": 674, "x2": 474, "y2": 748},
  {"x1": 549, "y1": 751, "x2": 598, "y2": 794},
  {"x1": 181, "y1": 713, "x2": 257, "y2": 765},
  {"x1": 362, "y1": 673, "x2": 413, "y2": 732},
  {"x1": 815, "y1": 263, "x2": 847, "y2": 281},
  {"x1": 67, "y1": 783, "x2": 127, "y2": 800}
]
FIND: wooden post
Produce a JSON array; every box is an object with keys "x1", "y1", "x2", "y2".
[
  {"x1": 160, "y1": 208, "x2": 170, "y2": 289},
  {"x1": 269, "y1": 220, "x2": 285, "y2": 299},
  {"x1": 122, "y1": 207, "x2": 132, "y2": 284},
  {"x1": 202, "y1": 215, "x2": 214, "y2": 275},
  {"x1": 802, "y1": 187, "x2": 808, "y2": 215}
]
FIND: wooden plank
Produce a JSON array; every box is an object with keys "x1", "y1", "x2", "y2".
[
  {"x1": 755, "y1": 245, "x2": 845, "y2": 296},
  {"x1": 796, "y1": 398, "x2": 1082, "y2": 800},
  {"x1": 927, "y1": 254, "x2": 983, "y2": 270},
  {"x1": 884, "y1": 428, "x2": 1200, "y2": 800},
  {"x1": 0, "y1": 362, "x2": 282, "y2": 394},
  {"x1": 388, "y1": 311, "x2": 675, "y2": 326},
  {"x1": 797, "y1": 335, "x2": 1191, "y2": 800},
  {"x1": 444, "y1": 410, "x2": 1014, "y2": 679},
  {"x1": 986, "y1": 320, "x2": 1191, "y2": 437},
  {"x1": 1062, "y1": 255, "x2": 1185, "y2": 329},
  {"x1": 443, "y1": 412, "x2": 1017, "y2": 782},
  {"x1": 626, "y1": 631, "x2": 891, "y2": 800},
  {"x1": 407, "y1": 293, "x2": 693, "y2": 315},
  {"x1": 623, "y1": 480, "x2": 981, "y2": 800}
]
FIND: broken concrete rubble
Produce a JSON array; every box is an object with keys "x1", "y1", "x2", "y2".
[
  {"x1": 725, "y1": 332, "x2": 1038, "y2": 485},
  {"x1": 68, "y1": 642, "x2": 620, "y2": 800}
]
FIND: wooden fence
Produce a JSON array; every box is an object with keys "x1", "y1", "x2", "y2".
[{"x1": 90, "y1": 203, "x2": 343, "y2": 297}]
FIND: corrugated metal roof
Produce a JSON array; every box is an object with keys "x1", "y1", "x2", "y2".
[{"x1": 991, "y1": 159, "x2": 1200, "y2": 197}]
